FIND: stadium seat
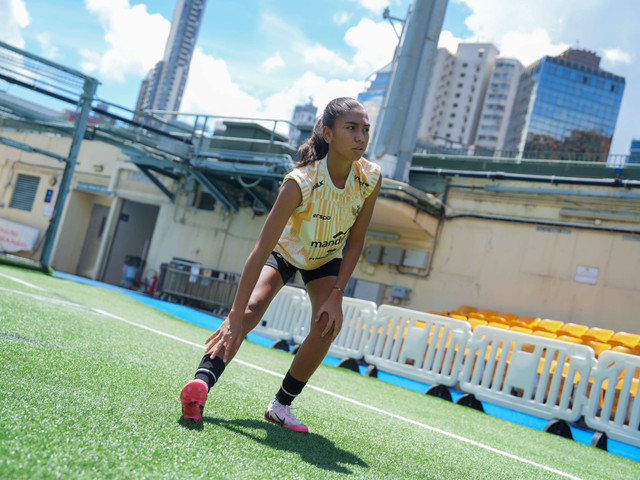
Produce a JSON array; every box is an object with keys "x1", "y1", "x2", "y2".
[
  {"x1": 486, "y1": 315, "x2": 509, "y2": 325},
  {"x1": 448, "y1": 312, "x2": 468, "y2": 321},
  {"x1": 581, "y1": 327, "x2": 614, "y2": 343},
  {"x1": 532, "y1": 319, "x2": 564, "y2": 334},
  {"x1": 467, "y1": 318, "x2": 488, "y2": 330},
  {"x1": 583, "y1": 340, "x2": 612, "y2": 357},
  {"x1": 457, "y1": 305, "x2": 477, "y2": 315},
  {"x1": 477, "y1": 308, "x2": 498, "y2": 317},
  {"x1": 608, "y1": 332, "x2": 640, "y2": 349},
  {"x1": 556, "y1": 335, "x2": 583, "y2": 345},
  {"x1": 556, "y1": 323, "x2": 589, "y2": 338},
  {"x1": 487, "y1": 321, "x2": 508, "y2": 330},
  {"x1": 532, "y1": 330, "x2": 556, "y2": 339},
  {"x1": 509, "y1": 326, "x2": 532, "y2": 335},
  {"x1": 497, "y1": 312, "x2": 519, "y2": 322},
  {"x1": 510, "y1": 316, "x2": 540, "y2": 329},
  {"x1": 611, "y1": 346, "x2": 640, "y2": 356},
  {"x1": 468, "y1": 312, "x2": 486, "y2": 320}
]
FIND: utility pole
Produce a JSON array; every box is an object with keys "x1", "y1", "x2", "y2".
[{"x1": 369, "y1": 0, "x2": 448, "y2": 182}]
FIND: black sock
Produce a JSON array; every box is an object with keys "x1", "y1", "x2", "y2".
[
  {"x1": 194, "y1": 355, "x2": 226, "y2": 391},
  {"x1": 275, "y1": 370, "x2": 307, "y2": 406}
]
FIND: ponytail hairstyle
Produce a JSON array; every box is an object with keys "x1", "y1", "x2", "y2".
[{"x1": 295, "y1": 97, "x2": 364, "y2": 167}]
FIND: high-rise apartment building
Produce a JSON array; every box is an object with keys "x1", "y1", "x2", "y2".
[
  {"x1": 135, "y1": 0, "x2": 207, "y2": 119},
  {"x1": 474, "y1": 58, "x2": 523, "y2": 153},
  {"x1": 357, "y1": 62, "x2": 393, "y2": 134},
  {"x1": 504, "y1": 48, "x2": 625, "y2": 159},
  {"x1": 289, "y1": 99, "x2": 317, "y2": 145},
  {"x1": 417, "y1": 43, "x2": 499, "y2": 148},
  {"x1": 630, "y1": 139, "x2": 640, "y2": 165}
]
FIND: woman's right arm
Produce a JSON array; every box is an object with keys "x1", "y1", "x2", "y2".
[{"x1": 205, "y1": 179, "x2": 302, "y2": 362}]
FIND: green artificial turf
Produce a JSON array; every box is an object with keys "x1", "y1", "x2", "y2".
[{"x1": 0, "y1": 265, "x2": 637, "y2": 479}]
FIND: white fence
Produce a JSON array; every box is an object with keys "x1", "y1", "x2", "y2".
[
  {"x1": 458, "y1": 326, "x2": 596, "y2": 422},
  {"x1": 251, "y1": 289, "x2": 640, "y2": 448},
  {"x1": 583, "y1": 351, "x2": 640, "y2": 447},
  {"x1": 364, "y1": 306, "x2": 470, "y2": 387}
]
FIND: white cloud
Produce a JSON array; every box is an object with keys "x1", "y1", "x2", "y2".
[
  {"x1": 0, "y1": 0, "x2": 30, "y2": 48},
  {"x1": 35, "y1": 32, "x2": 59, "y2": 60},
  {"x1": 81, "y1": 0, "x2": 170, "y2": 82},
  {"x1": 181, "y1": 48, "x2": 261, "y2": 118},
  {"x1": 498, "y1": 28, "x2": 568, "y2": 66},
  {"x1": 302, "y1": 43, "x2": 352, "y2": 73},
  {"x1": 344, "y1": 18, "x2": 398, "y2": 74},
  {"x1": 602, "y1": 48, "x2": 632, "y2": 65},
  {"x1": 333, "y1": 11, "x2": 352, "y2": 26},
  {"x1": 437, "y1": 30, "x2": 462, "y2": 54},
  {"x1": 262, "y1": 52, "x2": 285, "y2": 72}
]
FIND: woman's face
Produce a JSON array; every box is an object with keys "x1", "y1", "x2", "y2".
[{"x1": 323, "y1": 107, "x2": 370, "y2": 162}]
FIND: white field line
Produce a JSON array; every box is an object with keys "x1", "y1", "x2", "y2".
[
  {"x1": 0, "y1": 272, "x2": 47, "y2": 291},
  {"x1": 2, "y1": 275, "x2": 584, "y2": 480}
]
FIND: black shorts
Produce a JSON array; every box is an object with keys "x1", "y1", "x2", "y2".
[{"x1": 265, "y1": 251, "x2": 341, "y2": 285}]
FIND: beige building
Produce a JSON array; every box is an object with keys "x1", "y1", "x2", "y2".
[{"x1": 2, "y1": 130, "x2": 640, "y2": 333}]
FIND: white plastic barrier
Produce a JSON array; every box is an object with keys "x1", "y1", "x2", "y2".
[
  {"x1": 363, "y1": 305, "x2": 471, "y2": 386},
  {"x1": 253, "y1": 285, "x2": 308, "y2": 342},
  {"x1": 294, "y1": 296, "x2": 378, "y2": 361},
  {"x1": 583, "y1": 351, "x2": 640, "y2": 447},
  {"x1": 458, "y1": 325, "x2": 596, "y2": 422}
]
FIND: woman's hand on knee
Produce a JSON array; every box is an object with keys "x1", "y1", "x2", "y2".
[
  {"x1": 205, "y1": 317, "x2": 243, "y2": 363},
  {"x1": 315, "y1": 298, "x2": 343, "y2": 341}
]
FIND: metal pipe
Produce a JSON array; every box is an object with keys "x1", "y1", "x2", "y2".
[{"x1": 411, "y1": 167, "x2": 640, "y2": 188}]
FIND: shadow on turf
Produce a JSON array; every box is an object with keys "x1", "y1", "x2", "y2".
[{"x1": 179, "y1": 416, "x2": 368, "y2": 474}]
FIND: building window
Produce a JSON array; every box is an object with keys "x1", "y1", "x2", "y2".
[{"x1": 9, "y1": 174, "x2": 40, "y2": 212}]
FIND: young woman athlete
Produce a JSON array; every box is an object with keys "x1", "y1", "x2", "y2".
[{"x1": 180, "y1": 97, "x2": 381, "y2": 433}]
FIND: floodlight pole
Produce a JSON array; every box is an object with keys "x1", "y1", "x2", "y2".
[{"x1": 40, "y1": 78, "x2": 99, "y2": 268}]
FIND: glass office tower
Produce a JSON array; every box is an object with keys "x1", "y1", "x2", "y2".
[{"x1": 505, "y1": 49, "x2": 625, "y2": 160}]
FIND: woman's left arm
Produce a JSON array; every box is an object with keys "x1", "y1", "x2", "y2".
[{"x1": 318, "y1": 175, "x2": 382, "y2": 339}]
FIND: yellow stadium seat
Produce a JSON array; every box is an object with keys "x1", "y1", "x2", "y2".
[
  {"x1": 487, "y1": 315, "x2": 509, "y2": 325},
  {"x1": 478, "y1": 308, "x2": 498, "y2": 317},
  {"x1": 468, "y1": 312, "x2": 486, "y2": 320},
  {"x1": 510, "y1": 326, "x2": 532, "y2": 335},
  {"x1": 467, "y1": 318, "x2": 487, "y2": 330},
  {"x1": 556, "y1": 335, "x2": 583, "y2": 345},
  {"x1": 532, "y1": 330, "x2": 556, "y2": 339},
  {"x1": 583, "y1": 340, "x2": 612, "y2": 357},
  {"x1": 556, "y1": 323, "x2": 589, "y2": 338},
  {"x1": 457, "y1": 305, "x2": 477, "y2": 315},
  {"x1": 609, "y1": 332, "x2": 640, "y2": 349},
  {"x1": 510, "y1": 316, "x2": 540, "y2": 329},
  {"x1": 582, "y1": 327, "x2": 614, "y2": 343},
  {"x1": 611, "y1": 346, "x2": 640, "y2": 356},
  {"x1": 448, "y1": 313, "x2": 467, "y2": 321},
  {"x1": 487, "y1": 321, "x2": 508, "y2": 330},
  {"x1": 532, "y1": 319, "x2": 563, "y2": 334},
  {"x1": 497, "y1": 312, "x2": 519, "y2": 322}
]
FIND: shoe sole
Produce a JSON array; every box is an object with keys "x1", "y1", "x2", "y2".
[
  {"x1": 264, "y1": 411, "x2": 309, "y2": 433},
  {"x1": 181, "y1": 380, "x2": 208, "y2": 422}
]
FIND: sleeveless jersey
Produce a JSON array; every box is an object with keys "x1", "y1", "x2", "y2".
[{"x1": 275, "y1": 156, "x2": 381, "y2": 270}]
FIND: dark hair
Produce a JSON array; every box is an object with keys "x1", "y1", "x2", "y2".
[{"x1": 295, "y1": 97, "x2": 364, "y2": 167}]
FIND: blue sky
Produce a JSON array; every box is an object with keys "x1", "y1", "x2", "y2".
[{"x1": 1, "y1": 0, "x2": 638, "y2": 154}]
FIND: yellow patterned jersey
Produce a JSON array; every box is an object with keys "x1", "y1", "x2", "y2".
[{"x1": 275, "y1": 156, "x2": 381, "y2": 270}]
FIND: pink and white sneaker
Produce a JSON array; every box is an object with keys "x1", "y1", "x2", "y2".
[
  {"x1": 264, "y1": 399, "x2": 309, "y2": 433},
  {"x1": 180, "y1": 379, "x2": 208, "y2": 422}
]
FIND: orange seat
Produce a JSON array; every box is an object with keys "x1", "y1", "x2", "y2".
[
  {"x1": 510, "y1": 326, "x2": 532, "y2": 334},
  {"x1": 487, "y1": 321, "x2": 508, "y2": 330},
  {"x1": 497, "y1": 312, "x2": 519, "y2": 322},
  {"x1": 468, "y1": 312, "x2": 486, "y2": 320},
  {"x1": 487, "y1": 315, "x2": 509, "y2": 325},
  {"x1": 557, "y1": 323, "x2": 588, "y2": 338},
  {"x1": 556, "y1": 335, "x2": 583, "y2": 345},
  {"x1": 532, "y1": 319, "x2": 563, "y2": 334},
  {"x1": 510, "y1": 316, "x2": 540, "y2": 329},
  {"x1": 477, "y1": 308, "x2": 498, "y2": 317},
  {"x1": 609, "y1": 332, "x2": 640, "y2": 349},
  {"x1": 457, "y1": 305, "x2": 477, "y2": 315},
  {"x1": 468, "y1": 318, "x2": 488, "y2": 330},
  {"x1": 532, "y1": 330, "x2": 556, "y2": 339},
  {"x1": 583, "y1": 340, "x2": 612, "y2": 357},
  {"x1": 611, "y1": 346, "x2": 640, "y2": 356},
  {"x1": 448, "y1": 313, "x2": 467, "y2": 321},
  {"x1": 582, "y1": 327, "x2": 614, "y2": 343}
]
